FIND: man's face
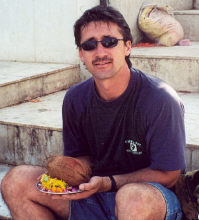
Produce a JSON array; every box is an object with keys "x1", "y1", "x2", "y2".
[{"x1": 79, "y1": 21, "x2": 132, "y2": 81}]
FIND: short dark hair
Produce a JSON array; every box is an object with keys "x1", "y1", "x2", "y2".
[{"x1": 74, "y1": 5, "x2": 133, "y2": 68}]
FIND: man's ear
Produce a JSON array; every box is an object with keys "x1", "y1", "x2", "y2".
[
  {"x1": 125, "y1": 40, "x2": 132, "y2": 56},
  {"x1": 79, "y1": 48, "x2": 85, "y2": 62}
]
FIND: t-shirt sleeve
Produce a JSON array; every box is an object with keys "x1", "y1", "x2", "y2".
[
  {"x1": 145, "y1": 91, "x2": 186, "y2": 171},
  {"x1": 62, "y1": 91, "x2": 89, "y2": 157}
]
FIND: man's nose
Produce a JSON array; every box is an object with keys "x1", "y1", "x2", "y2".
[{"x1": 95, "y1": 42, "x2": 106, "y2": 54}]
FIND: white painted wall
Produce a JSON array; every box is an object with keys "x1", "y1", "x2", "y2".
[
  {"x1": 0, "y1": 0, "x2": 98, "y2": 64},
  {"x1": 0, "y1": 0, "x2": 192, "y2": 64}
]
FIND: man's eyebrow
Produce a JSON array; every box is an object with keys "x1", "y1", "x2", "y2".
[
  {"x1": 103, "y1": 35, "x2": 112, "y2": 38},
  {"x1": 82, "y1": 37, "x2": 95, "y2": 42},
  {"x1": 87, "y1": 37, "x2": 95, "y2": 41},
  {"x1": 88, "y1": 35, "x2": 113, "y2": 40},
  {"x1": 83, "y1": 35, "x2": 113, "y2": 42}
]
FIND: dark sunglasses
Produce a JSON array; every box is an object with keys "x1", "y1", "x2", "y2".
[{"x1": 80, "y1": 37, "x2": 124, "y2": 51}]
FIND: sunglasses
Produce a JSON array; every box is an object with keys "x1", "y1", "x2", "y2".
[{"x1": 80, "y1": 37, "x2": 124, "y2": 51}]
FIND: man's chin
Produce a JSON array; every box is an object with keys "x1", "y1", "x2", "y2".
[{"x1": 92, "y1": 72, "x2": 114, "y2": 80}]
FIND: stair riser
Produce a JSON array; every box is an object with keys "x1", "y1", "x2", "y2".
[
  {"x1": 0, "y1": 125, "x2": 199, "y2": 173},
  {"x1": 175, "y1": 13, "x2": 199, "y2": 41},
  {"x1": 131, "y1": 57, "x2": 199, "y2": 92},
  {"x1": 186, "y1": 145, "x2": 199, "y2": 171},
  {"x1": 170, "y1": 0, "x2": 193, "y2": 10},
  {"x1": 0, "y1": 124, "x2": 198, "y2": 172},
  {"x1": 0, "y1": 67, "x2": 80, "y2": 109},
  {"x1": 0, "y1": 124, "x2": 63, "y2": 166}
]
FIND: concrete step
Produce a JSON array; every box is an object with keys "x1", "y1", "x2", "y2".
[
  {"x1": 0, "y1": 89, "x2": 198, "y2": 170},
  {"x1": 0, "y1": 61, "x2": 81, "y2": 109},
  {"x1": 174, "y1": 10, "x2": 199, "y2": 41},
  {"x1": 171, "y1": 0, "x2": 193, "y2": 10},
  {"x1": 179, "y1": 92, "x2": 199, "y2": 171},
  {"x1": 0, "y1": 164, "x2": 12, "y2": 220},
  {"x1": 170, "y1": 0, "x2": 193, "y2": 10},
  {"x1": 131, "y1": 42, "x2": 199, "y2": 92},
  {"x1": 0, "y1": 91, "x2": 65, "y2": 166},
  {"x1": 139, "y1": 0, "x2": 194, "y2": 10}
]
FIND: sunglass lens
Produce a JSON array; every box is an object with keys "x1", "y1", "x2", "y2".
[
  {"x1": 102, "y1": 37, "x2": 118, "y2": 48},
  {"x1": 81, "y1": 40, "x2": 97, "y2": 51}
]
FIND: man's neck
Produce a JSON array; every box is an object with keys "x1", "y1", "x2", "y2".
[{"x1": 94, "y1": 68, "x2": 131, "y2": 101}]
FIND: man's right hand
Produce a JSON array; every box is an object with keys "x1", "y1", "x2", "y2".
[{"x1": 50, "y1": 175, "x2": 111, "y2": 200}]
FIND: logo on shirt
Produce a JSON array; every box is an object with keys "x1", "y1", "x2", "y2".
[{"x1": 125, "y1": 140, "x2": 143, "y2": 155}]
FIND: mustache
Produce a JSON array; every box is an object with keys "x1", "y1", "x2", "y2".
[{"x1": 92, "y1": 56, "x2": 113, "y2": 65}]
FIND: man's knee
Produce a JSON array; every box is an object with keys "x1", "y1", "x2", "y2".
[
  {"x1": 1, "y1": 165, "x2": 44, "y2": 200},
  {"x1": 115, "y1": 183, "x2": 166, "y2": 220},
  {"x1": 115, "y1": 183, "x2": 147, "y2": 215}
]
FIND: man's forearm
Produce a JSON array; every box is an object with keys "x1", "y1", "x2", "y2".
[
  {"x1": 76, "y1": 156, "x2": 180, "y2": 191},
  {"x1": 102, "y1": 167, "x2": 180, "y2": 192},
  {"x1": 115, "y1": 168, "x2": 180, "y2": 188}
]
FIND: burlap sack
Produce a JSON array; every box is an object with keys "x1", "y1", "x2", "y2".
[
  {"x1": 175, "y1": 170, "x2": 199, "y2": 220},
  {"x1": 138, "y1": 4, "x2": 184, "y2": 46}
]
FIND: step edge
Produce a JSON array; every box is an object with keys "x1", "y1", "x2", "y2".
[
  {"x1": 0, "y1": 120, "x2": 62, "y2": 132},
  {"x1": 174, "y1": 9, "x2": 199, "y2": 15},
  {"x1": 1, "y1": 121, "x2": 198, "y2": 149},
  {"x1": 130, "y1": 54, "x2": 199, "y2": 60},
  {"x1": 0, "y1": 64, "x2": 79, "y2": 88}
]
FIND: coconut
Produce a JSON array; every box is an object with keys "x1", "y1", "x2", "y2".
[{"x1": 47, "y1": 156, "x2": 92, "y2": 186}]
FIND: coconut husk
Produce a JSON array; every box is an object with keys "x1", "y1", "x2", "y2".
[{"x1": 47, "y1": 156, "x2": 92, "y2": 186}]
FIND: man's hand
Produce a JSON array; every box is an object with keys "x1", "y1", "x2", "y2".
[{"x1": 50, "y1": 176, "x2": 111, "y2": 200}]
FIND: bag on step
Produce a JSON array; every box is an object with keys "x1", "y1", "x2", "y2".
[
  {"x1": 138, "y1": 4, "x2": 184, "y2": 46},
  {"x1": 175, "y1": 170, "x2": 199, "y2": 220}
]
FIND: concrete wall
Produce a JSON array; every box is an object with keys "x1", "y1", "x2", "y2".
[
  {"x1": 0, "y1": 0, "x2": 98, "y2": 64},
  {"x1": 0, "y1": 0, "x2": 193, "y2": 63}
]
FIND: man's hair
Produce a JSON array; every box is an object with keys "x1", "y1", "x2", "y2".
[{"x1": 74, "y1": 5, "x2": 133, "y2": 68}]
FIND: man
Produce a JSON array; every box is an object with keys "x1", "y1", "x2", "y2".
[{"x1": 1, "y1": 5, "x2": 186, "y2": 220}]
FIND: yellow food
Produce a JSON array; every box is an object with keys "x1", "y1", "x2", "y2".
[{"x1": 40, "y1": 174, "x2": 69, "y2": 193}]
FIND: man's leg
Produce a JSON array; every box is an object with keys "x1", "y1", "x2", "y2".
[
  {"x1": 115, "y1": 182, "x2": 182, "y2": 220},
  {"x1": 1, "y1": 165, "x2": 70, "y2": 220}
]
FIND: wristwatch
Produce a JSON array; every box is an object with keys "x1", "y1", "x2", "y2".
[{"x1": 108, "y1": 175, "x2": 117, "y2": 192}]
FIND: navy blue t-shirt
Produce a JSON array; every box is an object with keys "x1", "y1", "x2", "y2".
[{"x1": 62, "y1": 68, "x2": 186, "y2": 176}]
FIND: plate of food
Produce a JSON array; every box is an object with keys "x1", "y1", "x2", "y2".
[
  {"x1": 36, "y1": 155, "x2": 92, "y2": 195},
  {"x1": 36, "y1": 174, "x2": 82, "y2": 194}
]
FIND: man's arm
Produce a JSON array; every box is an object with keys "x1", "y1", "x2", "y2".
[
  {"x1": 100, "y1": 167, "x2": 181, "y2": 192},
  {"x1": 51, "y1": 162, "x2": 180, "y2": 201},
  {"x1": 76, "y1": 156, "x2": 180, "y2": 191}
]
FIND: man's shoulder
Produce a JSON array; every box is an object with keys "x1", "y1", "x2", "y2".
[
  {"x1": 133, "y1": 68, "x2": 179, "y2": 100},
  {"x1": 62, "y1": 77, "x2": 94, "y2": 115},
  {"x1": 132, "y1": 68, "x2": 183, "y2": 111},
  {"x1": 65, "y1": 77, "x2": 93, "y2": 100},
  {"x1": 68, "y1": 77, "x2": 93, "y2": 94}
]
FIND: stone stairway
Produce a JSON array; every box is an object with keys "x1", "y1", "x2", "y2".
[
  {"x1": 131, "y1": 42, "x2": 199, "y2": 92},
  {"x1": 0, "y1": 2, "x2": 199, "y2": 220},
  {"x1": 174, "y1": 9, "x2": 199, "y2": 41},
  {"x1": 0, "y1": 61, "x2": 80, "y2": 109},
  {"x1": 0, "y1": 62, "x2": 81, "y2": 219}
]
